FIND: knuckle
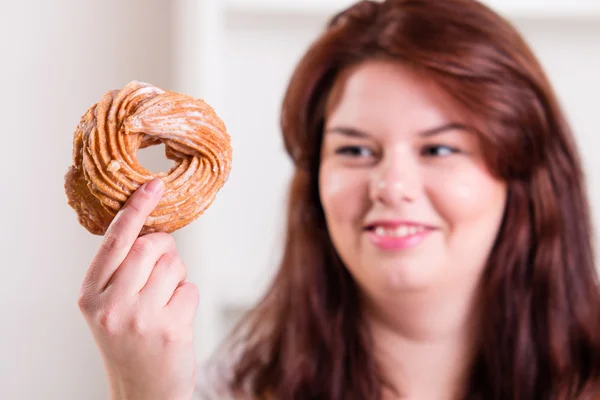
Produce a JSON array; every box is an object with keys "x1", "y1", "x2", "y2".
[
  {"x1": 164, "y1": 234, "x2": 177, "y2": 251},
  {"x1": 128, "y1": 312, "x2": 148, "y2": 336},
  {"x1": 77, "y1": 295, "x2": 91, "y2": 313},
  {"x1": 184, "y1": 281, "x2": 197, "y2": 295},
  {"x1": 173, "y1": 259, "x2": 188, "y2": 281},
  {"x1": 174, "y1": 255, "x2": 186, "y2": 271},
  {"x1": 77, "y1": 284, "x2": 95, "y2": 312},
  {"x1": 179, "y1": 282, "x2": 199, "y2": 305},
  {"x1": 160, "y1": 252, "x2": 179, "y2": 268},
  {"x1": 160, "y1": 327, "x2": 178, "y2": 344},
  {"x1": 130, "y1": 236, "x2": 153, "y2": 256},
  {"x1": 187, "y1": 283, "x2": 199, "y2": 304},
  {"x1": 101, "y1": 230, "x2": 126, "y2": 253},
  {"x1": 156, "y1": 231, "x2": 175, "y2": 245},
  {"x1": 96, "y1": 307, "x2": 121, "y2": 335},
  {"x1": 77, "y1": 293, "x2": 94, "y2": 313},
  {"x1": 152, "y1": 232, "x2": 177, "y2": 253},
  {"x1": 158, "y1": 252, "x2": 186, "y2": 278},
  {"x1": 161, "y1": 326, "x2": 192, "y2": 345}
]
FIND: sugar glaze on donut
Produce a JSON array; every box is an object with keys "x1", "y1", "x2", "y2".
[{"x1": 64, "y1": 81, "x2": 232, "y2": 235}]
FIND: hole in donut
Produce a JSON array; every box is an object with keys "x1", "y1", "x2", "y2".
[{"x1": 136, "y1": 143, "x2": 175, "y2": 174}]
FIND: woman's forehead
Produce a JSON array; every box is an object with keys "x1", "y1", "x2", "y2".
[{"x1": 325, "y1": 61, "x2": 469, "y2": 134}]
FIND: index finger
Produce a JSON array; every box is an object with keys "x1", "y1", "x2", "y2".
[{"x1": 86, "y1": 178, "x2": 165, "y2": 291}]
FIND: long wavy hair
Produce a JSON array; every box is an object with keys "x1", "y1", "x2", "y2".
[{"x1": 220, "y1": 0, "x2": 600, "y2": 398}]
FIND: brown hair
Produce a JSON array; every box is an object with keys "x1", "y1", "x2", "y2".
[{"x1": 221, "y1": 0, "x2": 600, "y2": 398}]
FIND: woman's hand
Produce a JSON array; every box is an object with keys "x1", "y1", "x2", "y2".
[{"x1": 77, "y1": 178, "x2": 199, "y2": 400}]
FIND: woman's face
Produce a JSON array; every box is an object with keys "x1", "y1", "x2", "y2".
[{"x1": 319, "y1": 61, "x2": 507, "y2": 299}]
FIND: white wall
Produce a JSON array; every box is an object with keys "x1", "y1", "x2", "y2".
[
  {"x1": 1, "y1": 1, "x2": 173, "y2": 399},
  {"x1": 516, "y1": 17, "x2": 600, "y2": 232},
  {"x1": 2, "y1": 1, "x2": 599, "y2": 399}
]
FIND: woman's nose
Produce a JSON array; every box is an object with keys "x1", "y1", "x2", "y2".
[{"x1": 369, "y1": 151, "x2": 419, "y2": 206}]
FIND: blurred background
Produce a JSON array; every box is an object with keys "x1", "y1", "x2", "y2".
[{"x1": 1, "y1": 0, "x2": 599, "y2": 398}]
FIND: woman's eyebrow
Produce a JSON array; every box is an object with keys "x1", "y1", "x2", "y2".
[
  {"x1": 418, "y1": 122, "x2": 475, "y2": 137},
  {"x1": 324, "y1": 126, "x2": 370, "y2": 138},
  {"x1": 324, "y1": 122, "x2": 474, "y2": 138}
]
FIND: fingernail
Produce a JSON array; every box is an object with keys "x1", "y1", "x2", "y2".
[{"x1": 143, "y1": 178, "x2": 164, "y2": 195}]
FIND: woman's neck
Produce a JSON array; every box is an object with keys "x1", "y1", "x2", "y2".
[{"x1": 362, "y1": 281, "x2": 483, "y2": 400}]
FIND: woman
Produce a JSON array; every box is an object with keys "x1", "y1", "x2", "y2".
[{"x1": 77, "y1": 0, "x2": 600, "y2": 399}]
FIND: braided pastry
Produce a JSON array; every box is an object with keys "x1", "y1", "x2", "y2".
[{"x1": 64, "y1": 81, "x2": 232, "y2": 235}]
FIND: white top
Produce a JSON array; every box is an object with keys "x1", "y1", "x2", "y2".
[
  {"x1": 193, "y1": 359, "x2": 239, "y2": 399},
  {"x1": 192, "y1": 342, "x2": 252, "y2": 400}
]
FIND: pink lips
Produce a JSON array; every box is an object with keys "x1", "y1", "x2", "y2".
[{"x1": 364, "y1": 220, "x2": 433, "y2": 250}]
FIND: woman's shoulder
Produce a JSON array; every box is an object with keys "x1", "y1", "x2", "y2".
[
  {"x1": 193, "y1": 358, "x2": 238, "y2": 399},
  {"x1": 192, "y1": 342, "x2": 255, "y2": 400}
]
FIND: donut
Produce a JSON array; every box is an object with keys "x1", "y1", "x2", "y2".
[{"x1": 64, "y1": 80, "x2": 232, "y2": 235}]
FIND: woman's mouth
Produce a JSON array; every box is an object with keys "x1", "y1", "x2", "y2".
[
  {"x1": 364, "y1": 221, "x2": 433, "y2": 250},
  {"x1": 371, "y1": 224, "x2": 426, "y2": 237}
]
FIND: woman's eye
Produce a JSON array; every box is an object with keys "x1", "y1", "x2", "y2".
[
  {"x1": 422, "y1": 145, "x2": 458, "y2": 157},
  {"x1": 335, "y1": 146, "x2": 373, "y2": 157}
]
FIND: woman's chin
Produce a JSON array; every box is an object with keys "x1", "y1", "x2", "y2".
[{"x1": 361, "y1": 258, "x2": 440, "y2": 295}]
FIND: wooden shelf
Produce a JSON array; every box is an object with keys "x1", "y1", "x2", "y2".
[{"x1": 224, "y1": 0, "x2": 600, "y2": 20}]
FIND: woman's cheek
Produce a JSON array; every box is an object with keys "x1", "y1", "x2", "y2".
[
  {"x1": 429, "y1": 166, "x2": 501, "y2": 219},
  {"x1": 320, "y1": 166, "x2": 365, "y2": 219}
]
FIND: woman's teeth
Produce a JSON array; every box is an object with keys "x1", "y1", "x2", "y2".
[{"x1": 374, "y1": 225, "x2": 425, "y2": 237}]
